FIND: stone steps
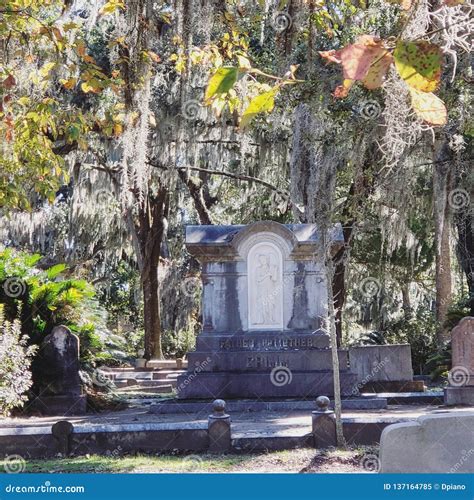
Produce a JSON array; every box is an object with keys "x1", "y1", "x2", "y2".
[
  {"x1": 105, "y1": 370, "x2": 185, "y2": 381},
  {"x1": 115, "y1": 383, "x2": 174, "y2": 394},
  {"x1": 98, "y1": 364, "x2": 186, "y2": 392},
  {"x1": 113, "y1": 378, "x2": 180, "y2": 390},
  {"x1": 146, "y1": 359, "x2": 188, "y2": 369}
]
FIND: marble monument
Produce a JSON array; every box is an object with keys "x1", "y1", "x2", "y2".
[
  {"x1": 444, "y1": 316, "x2": 474, "y2": 406},
  {"x1": 177, "y1": 221, "x2": 358, "y2": 399}
]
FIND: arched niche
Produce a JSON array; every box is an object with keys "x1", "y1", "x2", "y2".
[
  {"x1": 247, "y1": 241, "x2": 284, "y2": 330},
  {"x1": 235, "y1": 228, "x2": 291, "y2": 331}
]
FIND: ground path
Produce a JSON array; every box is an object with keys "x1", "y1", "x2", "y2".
[{"x1": 1, "y1": 404, "x2": 469, "y2": 439}]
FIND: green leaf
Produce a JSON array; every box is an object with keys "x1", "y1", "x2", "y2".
[
  {"x1": 46, "y1": 263, "x2": 67, "y2": 280},
  {"x1": 240, "y1": 89, "x2": 277, "y2": 129},
  {"x1": 394, "y1": 41, "x2": 442, "y2": 92},
  {"x1": 25, "y1": 254, "x2": 42, "y2": 267},
  {"x1": 205, "y1": 67, "x2": 239, "y2": 101}
]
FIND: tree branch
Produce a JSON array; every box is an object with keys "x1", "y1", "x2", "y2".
[{"x1": 148, "y1": 161, "x2": 290, "y2": 199}]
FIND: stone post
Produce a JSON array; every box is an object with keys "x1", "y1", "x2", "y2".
[
  {"x1": 312, "y1": 396, "x2": 337, "y2": 448},
  {"x1": 51, "y1": 420, "x2": 74, "y2": 456},
  {"x1": 208, "y1": 399, "x2": 231, "y2": 453}
]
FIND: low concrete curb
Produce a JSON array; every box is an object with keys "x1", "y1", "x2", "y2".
[
  {"x1": 149, "y1": 397, "x2": 387, "y2": 415},
  {"x1": 0, "y1": 398, "x2": 432, "y2": 459}
]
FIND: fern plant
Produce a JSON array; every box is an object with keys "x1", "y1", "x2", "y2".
[{"x1": 0, "y1": 248, "x2": 103, "y2": 364}]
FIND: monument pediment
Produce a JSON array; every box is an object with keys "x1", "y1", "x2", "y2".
[{"x1": 185, "y1": 221, "x2": 344, "y2": 261}]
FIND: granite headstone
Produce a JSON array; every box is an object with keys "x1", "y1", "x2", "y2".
[
  {"x1": 444, "y1": 317, "x2": 474, "y2": 406},
  {"x1": 32, "y1": 325, "x2": 86, "y2": 415}
]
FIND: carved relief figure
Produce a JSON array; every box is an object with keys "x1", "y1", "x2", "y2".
[
  {"x1": 247, "y1": 240, "x2": 284, "y2": 329},
  {"x1": 255, "y1": 253, "x2": 278, "y2": 324}
]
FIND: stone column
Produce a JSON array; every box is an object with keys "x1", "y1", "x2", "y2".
[
  {"x1": 208, "y1": 399, "x2": 231, "y2": 453},
  {"x1": 312, "y1": 396, "x2": 337, "y2": 448}
]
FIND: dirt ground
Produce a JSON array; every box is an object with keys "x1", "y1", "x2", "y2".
[{"x1": 0, "y1": 448, "x2": 379, "y2": 474}]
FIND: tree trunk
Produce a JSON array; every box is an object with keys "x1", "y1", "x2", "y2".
[
  {"x1": 456, "y1": 207, "x2": 474, "y2": 315},
  {"x1": 143, "y1": 262, "x2": 163, "y2": 359},
  {"x1": 332, "y1": 256, "x2": 346, "y2": 347},
  {"x1": 178, "y1": 169, "x2": 213, "y2": 225},
  {"x1": 331, "y1": 145, "x2": 378, "y2": 345},
  {"x1": 433, "y1": 141, "x2": 453, "y2": 344},
  {"x1": 135, "y1": 187, "x2": 169, "y2": 360},
  {"x1": 435, "y1": 213, "x2": 452, "y2": 343},
  {"x1": 401, "y1": 283, "x2": 413, "y2": 320},
  {"x1": 324, "y1": 233, "x2": 346, "y2": 448}
]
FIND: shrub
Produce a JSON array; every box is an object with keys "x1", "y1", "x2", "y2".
[
  {"x1": 0, "y1": 306, "x2": 37, "y2": 416},
  {"x1": 356, "y1": 308, "x2": 439, "y2": 375},
  {"x1": 162, "y1": 327, "x2": 196, "y2": 359}
]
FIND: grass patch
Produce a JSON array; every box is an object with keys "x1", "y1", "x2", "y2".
[
  {"x1": 0, "y1": 454, "x2": 253, "y2": 474},
  {"x1": 0, "y1": 447, "x2": 378, "y2": 474}
]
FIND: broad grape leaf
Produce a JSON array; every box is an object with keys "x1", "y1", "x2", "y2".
[
  {"x1": 320, "y1": 36, "x2": 391, "y2": 95},
  {"x1": 205, "y1": 67, "x2": 239, "y2": 102},
  {"x1": 394, "y1": 41, "x2": 442, "y2": 92},
  {"x1": 240, "y1": 89, "x2": 277, "y2": 129},
  {"x1": 409, "y1": 87, "x2": 447, "y2": 126},
  {"x1": 363, "y1": 50, "x2": 393, "y2": 89}
]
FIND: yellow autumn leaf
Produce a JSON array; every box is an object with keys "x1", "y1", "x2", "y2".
[
  {"x1": 81, "y1": 80, "x2": 102, "y2": 94},
  {"x1": 240, "y1": 89, "x2": 277, "y2": 129},
  {"x1": 59, "y1": 78, "x2": 77, "y2": 90},
  {"x1": 409, "y1": 87, "x2": 447, "y2": 126},
  {"x1": 113, "y1": 123, "x2": 123, "y2": 136}
]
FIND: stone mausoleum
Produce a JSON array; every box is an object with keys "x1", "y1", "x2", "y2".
[{"x1": 177, "y1": 221, "x2": 358, "y2": 399}]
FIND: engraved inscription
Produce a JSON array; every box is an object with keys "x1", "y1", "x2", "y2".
[
  {"x1": 246, "y1": 356, "x2": 289, "y2": 368},
  {"x1": 219, "y1": 337, "x2": 317, "y2": 350}
]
